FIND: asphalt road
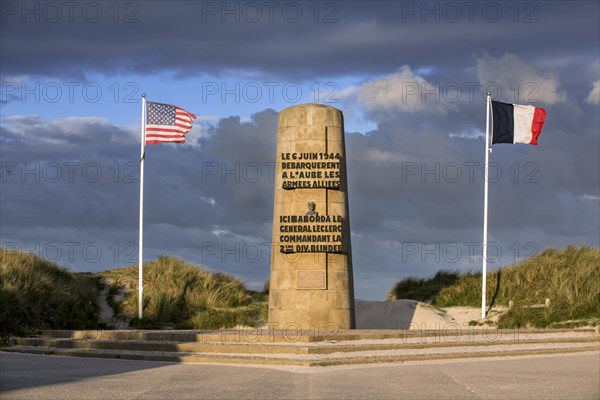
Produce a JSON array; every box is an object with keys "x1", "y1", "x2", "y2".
[{"x1": 1, "y1": 351, "x2": 598, "y2": 400}]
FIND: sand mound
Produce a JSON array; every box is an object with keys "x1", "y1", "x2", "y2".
[{"x1": 355, "y1": 299, "x2": 473, "y2": 330}]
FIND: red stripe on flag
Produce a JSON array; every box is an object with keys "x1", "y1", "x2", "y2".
[
  {"x1": 530, "y1": 107, "x2": 546, "y2": 145},
  {"x1": 146, "y1": 127, "x2": 187, "y2": 133},
  {"x1": 146, "y1": 140, "x2": 185, "y2": 144},
  {"x1": 175, "y1": 107, "x2": 196, "y2": 119},
  {"x1": 146, "y1": 133, "x2": 184, "y2": 138}
]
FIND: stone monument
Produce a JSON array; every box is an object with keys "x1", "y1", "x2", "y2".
[{"x1": 268, "y1": 103, "x2": 355, "y2": 330}]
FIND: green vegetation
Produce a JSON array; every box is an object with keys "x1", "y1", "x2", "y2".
[
  {"x1": 386, "y1": 270, "x2": 460, "y2": 302},
  {"x1": 3, "y1": 244, "x2": 597, "y2": 336},
  {"x1": 101, "y1": 255, "x2": 268, "y2": 329},
  {"x1": 0, "y1": 249, "x2": 103, "y2": 337},
  {"x1": 389, "y1": 245, "x2": 600, "y2": 328},
  {"x1": 0, "y1": 249, "x2": 268, "y2": 337}
]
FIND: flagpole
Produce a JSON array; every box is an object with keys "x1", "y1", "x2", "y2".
[
  {"x1": 482, "y1": 92, "x2": 491, "y2": 319},
  {"x1": 138, "y1": 93, "x2": 146, "y2": 320}
]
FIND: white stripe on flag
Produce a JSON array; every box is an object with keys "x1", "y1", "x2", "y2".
[{"x1": 513, "y1": 104, "x2": 536, "y2": 144}]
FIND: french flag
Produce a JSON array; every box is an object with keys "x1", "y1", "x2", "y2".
[{"x1": 492, "y1": 101, "x2": 547, "y2": 145}]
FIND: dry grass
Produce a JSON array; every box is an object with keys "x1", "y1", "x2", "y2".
[
  {"x1": 0, "y1": 249, "x2": 102, "y2": 337},
  {"x1": 101, "y1": 255, "x2": 267, "y2": 329},
  {"x1": 0, "y1": 249, "x2": 268, "y2": 335},
  {"x1": 387, "y1": 270, "x2": 461, "y2": 302},
  {"x1": 433, "y1": 245, "x2": 600, "y2": 328}
]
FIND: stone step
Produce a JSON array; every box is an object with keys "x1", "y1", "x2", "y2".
[
  {"x1": 4, "y1": 341, "x2": 599, "y2": 367},
  {"x1": 6, "y1": 329, "x2": 598, "y2": 367},
  {"x1": 11, "y1": 332, "x2": 600, "y2": 355},
  {"x1": 38, "y1": 328, "x2": 598, "y2": 343}
]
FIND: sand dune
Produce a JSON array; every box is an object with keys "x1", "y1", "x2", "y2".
[{"x1": 355, "y1": 299, "x2": 484, "y2": 330}]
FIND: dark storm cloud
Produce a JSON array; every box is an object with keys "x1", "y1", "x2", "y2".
[
  {"x1": 336, "y1": 53, "x2": 600, "y2": 288},
  {"x1": 2, "y1": 93, "x2": 598, "y2": 297},
  {"x1": 1, "y1": 0, "x2": 598, "y2": 298},
  {"x1": 1, "y1": 1, "x2": 598, "y2": 79},
  {"x1": 0, "y1": 116, "x2": 140, "y2": 229},
  {"x1": 0, "y1": 111, "x2": 280, "y2": 286}
]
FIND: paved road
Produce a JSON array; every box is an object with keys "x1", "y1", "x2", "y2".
[{"x1": 1, "y1": 351, "x2": 598, "y2": 399}]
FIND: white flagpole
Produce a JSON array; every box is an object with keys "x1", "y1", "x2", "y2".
[
  {"x1": 482, "y1": 92, "x2": 491, "y2": 319},
  {"x1": 138, "y1": 93, "x2": 146, "y2": 319}
]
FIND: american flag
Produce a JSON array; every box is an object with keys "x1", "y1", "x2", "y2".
[{"x1": 145, "y1": 101, "x2": 196, "y2": 144}]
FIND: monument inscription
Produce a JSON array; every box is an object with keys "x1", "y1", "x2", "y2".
[
  {"x1": 281, "y1": 152, "x2": 341, "y2": 190},
  {"x1": 278, "y1": 203, "x2": 345, "y2": 254}
]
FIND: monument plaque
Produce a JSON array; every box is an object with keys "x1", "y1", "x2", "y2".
[
  {"x1": 296, "y1": 270, "x2": 327, "y2": 290},
  {"x1": 268, "y1": 103, "x2": 355, "y2": 329}
]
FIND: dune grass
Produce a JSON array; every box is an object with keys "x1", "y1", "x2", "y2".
[
  {"x1": 0, "y1": 249, "x2": 268, "y2": 336},
  {"x1": 386, "y1": 270, "x2": 461, "y2": 303},
  {"x1": 4, "y1": 244, "x2": 596, "y2": 335},
  {"x1": 391, "y1": 245, "x2": 599, "y2": 328},
  {"x1": 101, "y1": 255, "x2": 268, "y2": 329},
  {"x1": 0, "y1": 249, "x2": 103, "y2": 337}
]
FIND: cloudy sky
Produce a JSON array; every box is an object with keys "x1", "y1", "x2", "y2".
[{"x1": 1, "y1": 1, "x2": 598, "y2": 299}]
